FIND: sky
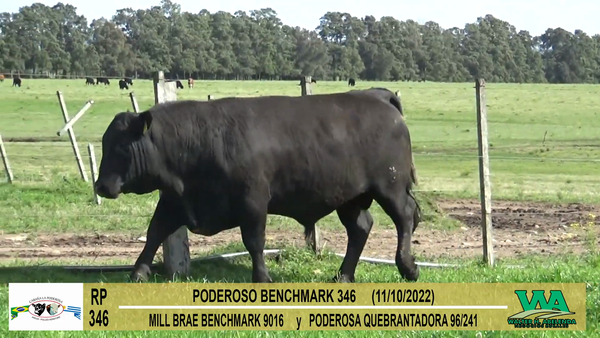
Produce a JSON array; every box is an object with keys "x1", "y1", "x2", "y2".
[{"x1": 2, "y1": 0, "x2": 599, "y2": 37}]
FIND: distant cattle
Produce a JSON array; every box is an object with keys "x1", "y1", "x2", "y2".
[
  {"x1": 176, "y1": 80, "x2": 184, "y2": 89},
  {"x1": 348, "y1": 78, "x2": 356, "y2": 86},
  {"x1": 97, "y1": 77, "x2": 110, "y2": 85},
  {"x1": 85, "y1": 77, "x2": 95, "y2": 85},
  {"x1": 119, "y1": 79, "x2": 129, "y2": 90},
  {"x1": 188, "y1": 78, "x2": 194, "y2": 89},
  {"x1": 12, "y1": 77, "x2": 21, "y2": 87},
  {"x1": 0, "y1": 74, "x2": 4, "y2": 82},
  {"x1": 124, "y1": 77, "x2": 133, "y2": 86}
]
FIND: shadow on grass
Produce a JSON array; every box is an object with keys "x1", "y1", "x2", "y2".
[
  {"x1": 0, "y1": 258, "x2": 257, "y2": 284},
  {"x1": 0, "y1": 245, "x2": 341, "y2": 284}
]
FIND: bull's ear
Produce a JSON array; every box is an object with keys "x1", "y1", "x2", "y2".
[{"x1": 138, "y1": 111, "x2": 153, "y2": 136}]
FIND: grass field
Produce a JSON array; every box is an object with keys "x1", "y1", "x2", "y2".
[
  {"x1": 4, "y1": 80, "x2": 600, "y2": 203},
  {"x1": 1, "y1": 79, "x2": 599, "y2": 337},
  {"x1": 2, "y1": 80, "x2": 600, "y2": 233}
]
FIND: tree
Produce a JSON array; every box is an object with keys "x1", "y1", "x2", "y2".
[{"x1": 1, "y1": 2, "x2": 600, "y2": 84}]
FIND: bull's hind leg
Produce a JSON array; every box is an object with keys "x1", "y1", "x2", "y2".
[
  {"x1": 334, "y1": 196, "x2": 374, "y2": 283},
  {"x1": 373, "y1": 187, "x2": 419, "y2": 281},
  {"x1": 130, "y1": 195, "x2": 186, "y2": 282}
]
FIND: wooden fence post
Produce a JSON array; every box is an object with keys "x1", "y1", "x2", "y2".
[
  {"x1": 129, "y1": 92, "x2": 140, "y2": 113},
  {"x1": 56, "y1": 91, "x2": 89, "y2": 182},
  {"x1": 87, "y1": 143, "x2": 101, "y2": 205},
  {"x1": 0, "y1": 135, "x2": 14, "y2": 183},
  {"x1": 300, "y1": 76, "x2": 312, "y2": 96},
  {"x1": 153, "y1": 71, "x2": 191, "y2": 280},
  {"x1": 475, "y1": 79, "x2": 494, "y2": 266},
  {"x1": 300, "y1": 75, "x2": 322, "y2": 255},
  {"x1": 57, "y1": 100, "x2": 94, "y2": 136}
]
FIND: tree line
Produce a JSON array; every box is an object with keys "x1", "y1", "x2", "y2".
[{"x1": 0, "y1": 0, "x2": 598, "y2": 83}]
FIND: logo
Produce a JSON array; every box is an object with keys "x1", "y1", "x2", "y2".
[
  {"x1": 507, "y1": 290, "x2": 576, "y2": 328},
  {"x1": 11, "y1": 296, "x2": 81, "y2": 322}
]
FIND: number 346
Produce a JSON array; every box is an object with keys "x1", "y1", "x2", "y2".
[{"x1": 89, "y1": 309, "x2": 109, "y2": 327}]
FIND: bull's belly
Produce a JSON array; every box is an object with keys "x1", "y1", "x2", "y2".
[
  {"x1": 177, "y1": 176, "x2": 371, "y2": 230},
  {"x1": 182, "y1": 199, "x2": 238, "y2": 236},
  {"x1": 266, "y1": 187, "x2": 367, "y2": 223},
  {"x1": 186, "y1": 222, "x2": 237, "y2": 236}
]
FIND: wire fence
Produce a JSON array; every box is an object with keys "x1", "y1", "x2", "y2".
[
  {"x1": 3, "y1": 151, "x2": 600, "y2": 163},
  {"x1": 1, "y1": 79, "x2": 599, "y2": 266},
  {"x1": 2, "y1": 145, "x2": 600, "y2": 217},
  {"x1": 0, "y1": 209, "x2": 597, "y2": 218}
]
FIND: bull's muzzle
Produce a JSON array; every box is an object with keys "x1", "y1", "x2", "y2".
[{"x1": 94, "y1": 180, "x2": 121, "y2": 199}]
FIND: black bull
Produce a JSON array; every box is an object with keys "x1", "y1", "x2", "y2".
[{"x1": 94, "y1": 88, "x2": 421, "y2": 283}]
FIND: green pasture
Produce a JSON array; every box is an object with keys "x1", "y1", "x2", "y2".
[
  {"x1": 1, "y1": 80, "x2": 600, "y2": 336},
  {"x1": 3, "y1": 79, "x2": 600, "y2": 204},
  {"x1": 1, "y1": 79, "x2": 600, "y2": 235}
]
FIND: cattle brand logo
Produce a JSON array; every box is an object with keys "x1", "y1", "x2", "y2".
[
  {"x1": 10, "y1": 296, "x2": 81, "y2": 322},
  {"x1": 507, "y1": 290, "x2": 576, "y2": 329}
]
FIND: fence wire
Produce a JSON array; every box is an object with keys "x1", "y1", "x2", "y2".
[
  {"x1": 2, "y1": 82, "x2": 600, "y2": 243},
  {"x1": 0, "y1": 210, "x2": 597, "y2": 219},
  {"x1": 3, "y1": 152, "x2": 600, "y2": 164}
]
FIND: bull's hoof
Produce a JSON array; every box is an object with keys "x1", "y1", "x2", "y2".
[
  {"x1": 397, "y1": 255, "x2": 420, "y2": 281},
  {"x1": 337, "y1": 275, "x2": 354, "y2": 283},
  {"x1": 401, "y1": 267, "x2": 419, "y2": 281},
  {"x1": 252, "y1": 274, "x2": 273, "y2": 283},
  {"x1": 398, "y1": 264, "x2": 420, "y2": 281},
  {"x1": 129, "y1": 264, "x2": 151, "y2": 282},
  {"x1": 332, "y1": 273, "x2": 354, "y2": 283}
]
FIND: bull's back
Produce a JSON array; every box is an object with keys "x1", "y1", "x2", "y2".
[
  {"x1": 240, "y1": 94, "x2": 409, "y2": 213},
  {"x1": 154, "y1": 94, "x2": 411, "y2": 216}
]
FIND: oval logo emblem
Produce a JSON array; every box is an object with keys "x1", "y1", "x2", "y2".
[{"x1": 28, "y1": 300, "x2": 64, "y2": 318}]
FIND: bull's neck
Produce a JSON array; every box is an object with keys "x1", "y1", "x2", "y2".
[
  {"x1": 150, "y1": 137, "x2": 187, "y2": 196},
  {"x1": 127, "y1": 141, "x2": 149, "y2": 182}
]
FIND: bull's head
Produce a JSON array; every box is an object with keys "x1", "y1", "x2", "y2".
[{"x1": 94, "y1": 111, "x2": 161, "y2": 199}]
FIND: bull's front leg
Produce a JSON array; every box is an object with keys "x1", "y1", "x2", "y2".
[
  {"x1": 239, "y1": 192, "x2": 272, "y2": 283},
  {"x1": 130, "y1": 194, "x2": 186, "y2": 282}
]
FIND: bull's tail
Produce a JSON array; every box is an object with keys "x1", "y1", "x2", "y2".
[
  {"x1": 407, "y1": 184, "x2": 421, "y2": 233},
  {"x1": 406, "y1": 159, "x2": 421, "y2": 234},
  {"x1": 407, "y1": 149, "x2": 421, "y2": 232},
  {"x1": 410, "y1": 154, "x2": 418, "y2": 186}
]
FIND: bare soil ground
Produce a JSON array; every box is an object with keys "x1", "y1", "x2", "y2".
[{"x1": 1, "y1": 199, "x2": 598, "y2": 265}]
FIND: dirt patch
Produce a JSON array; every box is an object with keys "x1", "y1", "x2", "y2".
[
  {"x1": 1, "y1": 199, "x2": 598, "y2": 265},
  {"x1": 440, "y1": 199, "x2": 600, "y2": 230}
]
